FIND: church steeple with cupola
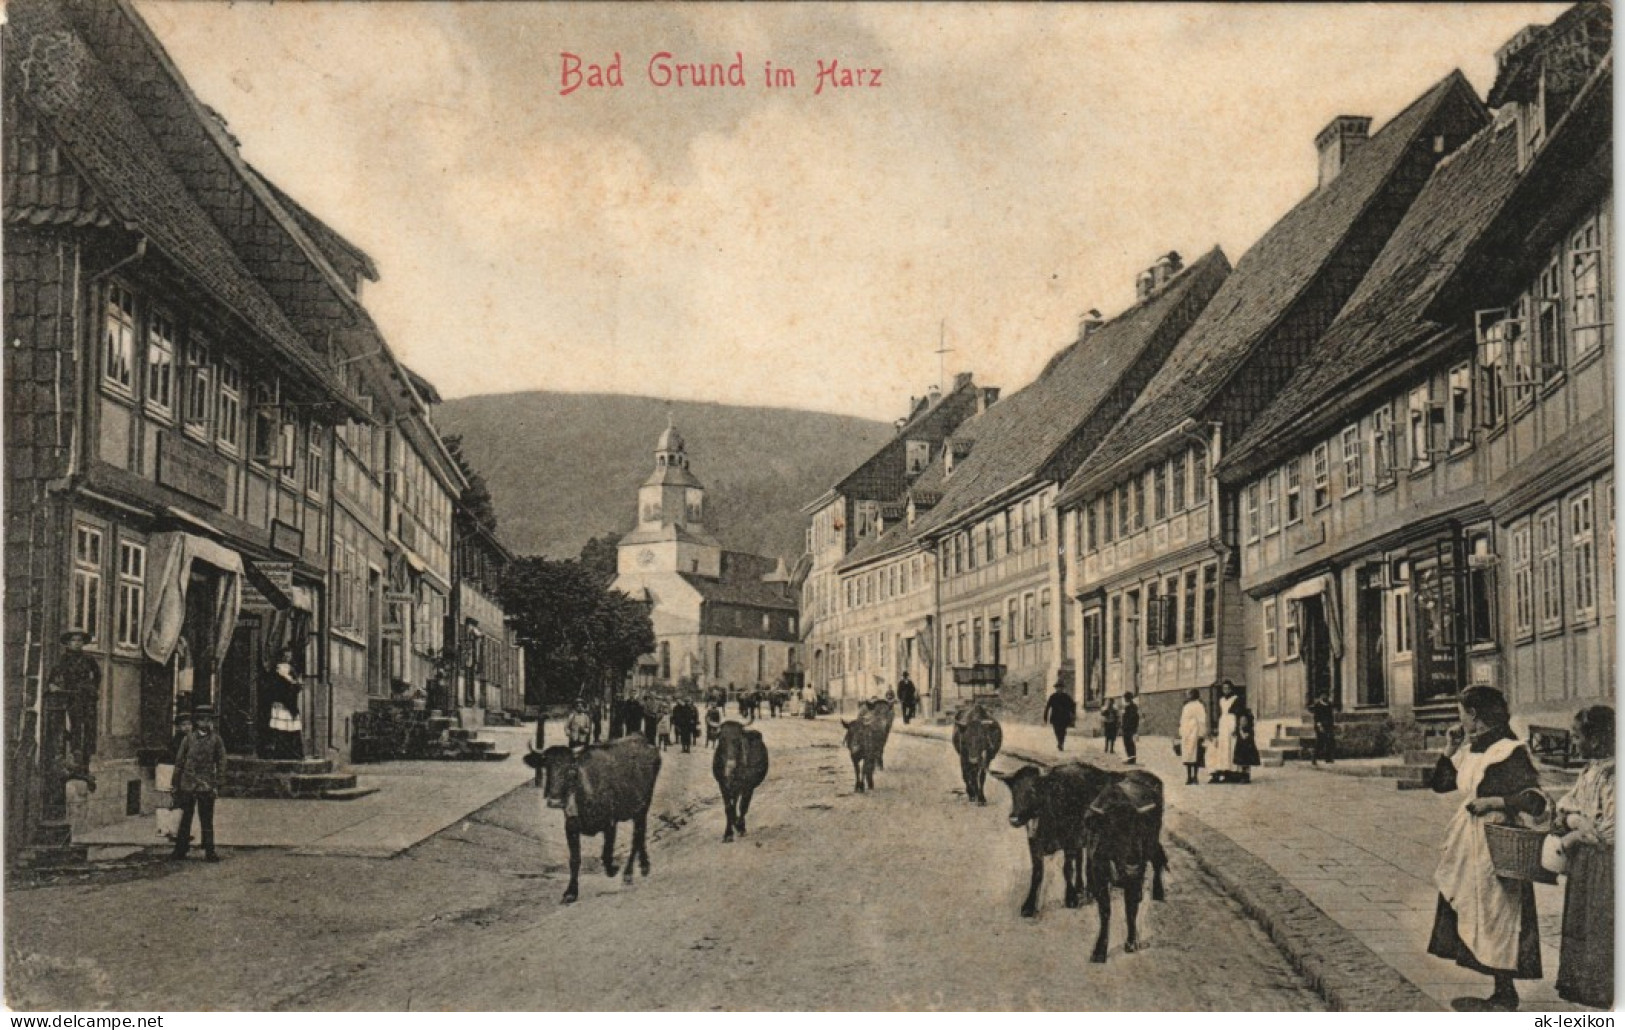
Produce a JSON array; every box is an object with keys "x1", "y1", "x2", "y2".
[{"x1": 619, "y1": 415, "x2": 721, "y2": 579}]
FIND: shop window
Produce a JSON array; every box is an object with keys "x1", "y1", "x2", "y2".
[
  {"x1": 1285, "y1": 459, "x2": 1302, "y2": 525},
  {"x1": 71, "y1": 523, "x2": 104, "y2": 642},
  {"x1": 115, "y1": 539, "x2": 145, "y2": 650},
  {"x1": 1537, "y1": 504, "x2": 1563, "y2": 633},
  {"x1": 102, "y1": 285, "x2": 137, "y2": 395},
  {"x1": 1262, "y1": 598, "x2": 1278, "y2": 663},
  {"x1": 1466, "y1": 533, "x2": 1499, "y2": 646},
  {"x1": 1341, "y1": 424, "x2": 1363, "y2": 495},
  {"x1": 1571, "y1": 488, "x2": 1597, "y2": 622},
  {"x1": 145, "y1": 312, "x2": 176, "y2": 416}
]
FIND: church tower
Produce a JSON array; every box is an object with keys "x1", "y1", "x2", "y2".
[{"x1": 618, "y1": 418, "x2": 721, "y2": 579}]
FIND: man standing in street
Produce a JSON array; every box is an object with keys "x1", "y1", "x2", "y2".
[
  {"x1": 565, "y1": 699, "x2": 594, "y2": 751},
  {"x1": 170, "y1": 706, "x2": 227, "y2": 862},
  {"x1": 1043, "y1": 680, "x2": 1076, "y2": 751},
  {"x1": 1308, "y1": 692, "x2": 1337, "y2": 766},
  {"x1": 1121, "y1": 693, "x2": 1141, "y2": 764},
  {"x1": 896, "y1": 671, "x2": 918, "y2": 724},
  {"x1": 48, "y1": 630, "x2": 102, "y2": 783}
]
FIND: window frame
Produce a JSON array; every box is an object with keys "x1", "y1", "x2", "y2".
[
  {"x1": 144, "y1": 309, "x2": 177, "y2": 419},
  {"x1": 1245, "y1": 481, "x2": 1261, "y2": 542},
  {"x1": 1570, "y1": 487, "x2": 1597, "y2": 624},
  {"x1": 1537, "y1": 504, "x2": 1564, "y2": 634},
  {"x1": 1263, "y1": 471, "x2": 1281, "y2": 536},
  {"x1": 101, "y1": 284, "x2": 138, "y2": 397},
  {"x1": 70, "y1": 522, "x2": 105, "y2": 643},
  {"x1": 1285, "y1": 459, "x2": 1303, "y2": 525},
  {"x1": 114, "y1": 538, "x2": 146, "y2": 652},
  {"x1": 1311, "y1": 442, "x2": 1331, "y2": 510},
  {"x1": 1341, "y1": 424, "x2": 1363, "y2": 496},
  {"x1": 1262, "y1": 597, "x2": 1278, "y2": 664}
]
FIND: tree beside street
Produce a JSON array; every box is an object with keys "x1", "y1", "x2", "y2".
[{"x1": 498, "y1": 556, "x2": 654, "y2": 708}]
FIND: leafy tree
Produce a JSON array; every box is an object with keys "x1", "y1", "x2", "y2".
[
  {"x1": 578, "y1": 532, "x2": 623, "y2": 587},
  {"x1": 442, "y1": 433, "x2": 498, "y2": 533},
  {"x1": 499, "y1": 555, "x2": 654, "y2": 707}
]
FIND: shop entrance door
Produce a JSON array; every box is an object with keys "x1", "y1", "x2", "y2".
[
  {"x1": 220, "y1": 615, "x2": 261, "y2": 755},
  {"x1": 1357, "y1": 570, "x2": 1387, "y2": 707},
  {"x1": 1299, "y1": 596, "x2": 1336, "y2": 708}
]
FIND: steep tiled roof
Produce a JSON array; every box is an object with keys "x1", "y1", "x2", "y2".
[
  {"x1": 253, "y1": 170, "x2": 380, "y2": 287},
  {"x1": 1066, "y1": 72, "x2": 1481, "y2": 494},
  {"x1": 681, "y1": 551, "x2": 798, "y2": 610},
  {"x1": 829, "y1": 375, "x2": 985, "y2": 503},
  {"x1": 4, "y1": 0, "x2": 353, "y2": 404},
  {"x1": 838, "y1": 517, "x2": 921, "y2": 572},
  {"x1": 910, "y1": 248, "x2": 1230, "y2": 537},
  {"x1": 1220, "y1": 121, "x2": 1522, "y2": 483}
]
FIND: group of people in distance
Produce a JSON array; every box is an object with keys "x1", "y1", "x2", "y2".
[{"x1": 1177, "y1": 680, "x2": 1261, "y2": 785}]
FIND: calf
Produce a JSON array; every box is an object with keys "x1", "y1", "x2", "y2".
[
  {"x1": 1082, "y1": 771, "x2": 1168, "y2": 962},
  {"x1": 712, "y1": 721, "x2": 769, "y2": 842},
  {"x1": 951, "y1": 706, "x2": 1003, "y2": 804},
  {"x1": 991, "y1": 762, "x2": 1115, "y2": 917},
  {"x1": 525, "y1": 735, "x2": 661, "y2": 904}
]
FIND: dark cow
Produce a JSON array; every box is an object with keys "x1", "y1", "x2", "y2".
[
  {"x1": 1082, "y1": 770, "x2": 1168, "y2": 962},
  {"x1": 991, "y1": 762, "x2": 1106, "y2": 917},
  {"x1": 864, "y1": 698, "x2": 895, "y2": 769},
  {"x1": 840, "y1": 709, "x2": 886, "y2": 792},
  {"x1": 712, "y1": 721, "x2": 769, "y2": 842},
  {"x1": 525, "y1": 735, "x2": 661, "y2": 904},
  {"x1": 951, "y1": 705, "x2": 1003, "y2": 804}
]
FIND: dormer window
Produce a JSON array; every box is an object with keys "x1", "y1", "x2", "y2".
[{"x1": 906, "y1": 439, "x2": 929, "y2": 474}]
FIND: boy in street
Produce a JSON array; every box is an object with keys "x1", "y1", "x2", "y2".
[{"x1": 170, "y1": 705, "x2": 227, "y2": 862}]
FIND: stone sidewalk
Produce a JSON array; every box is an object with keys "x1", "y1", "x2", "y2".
[
  {"x1": 75, "y1": 725, "x2": 538, "y2": 858},
  {"x1": 895, "y1": 716, "x2": 1578, "y2": 1012}
]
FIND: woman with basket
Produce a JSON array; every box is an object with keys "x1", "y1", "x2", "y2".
[
  {"x1": 1426, "y1": 686, "x2": 1545, "y2": 1012},
  {"x1": 1550, "y1": 705, "x2": 1613, "y2": 1009}
]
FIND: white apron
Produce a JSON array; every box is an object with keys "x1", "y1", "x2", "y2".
[
  {"x1": 1210, "y1": 694, "x2": 1238, "y2": 772},
  {"x1": 1434, "y1": 737, "x2": 1527, "y2": 971}
]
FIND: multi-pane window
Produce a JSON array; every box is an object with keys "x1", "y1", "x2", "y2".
[
  {"x1": 1536, "y1": 258, "x2": 1565, "y2": 377},
  {"x1": 307, "y1": 425, "x2": 326, "y2": 496},
  {"x1": 1245, "y1": 482, "x2": 1261, "y2": 542},
  {"x1": 1285, "y1": 460, "x2": 1303, "y2": 524},
  {"x1": 1085, "y1": 502, "x2": 1098, "y2": 552},
  {"x1": 145, "y1": 312, "x2": 176, "y2": 415},
  {"x1": 1477, "y1": 308, "x2": 1511, "y2": 429},
  {"x1": 115, "y1": 540, "x2": 145, "y2": 649},
  {"x1": 1262, "y1": 599, "x2": 1278, "y2": 663},
  {"x1": 1131, "y1": 476, "x2": 1145, "y2": 531},
  {"x1": 71, "y1": 524, "x2": 104, "y2": 642},
  {"x1": 1007, "y1": 597, "x2": 1020, "y2": 649},
  {"x1": 1145, "y1": 582, "x2": 1160, "y2": 647},
  {"x1": 1408, "y1": 385, "x2": 1432, "y2": 469},
  {"x1": 102, "y1": 285, "x2": 137, "y2": 393},
  {"x1": 1153, "y1": 464, "x2": 1168, "y2": 522},
  {"x1": 984, "y1": 521, "x2": 996, "y2": 562},
  {"x1": 1023, "y1": 592, "x2": 1037, "y2": 640},
  {"x1": 1537, "y1": 505, "x2": 1563, "y2": 632},
  {"x1": 1022, "y1": 500, "x2": 1036, "y2": 548},
  {"x1": 1571, "y1": 489, "x2": 1596, "y2": 621},
  {"x1": 1448, "y1": 364, "x2": 1473, "y2": 447},
  {"x1": 1511, "y1": 522, "x2": 1534, "y2": 638},
  {"x1": 1193, "y1": 449, "x2": 1209, "y2": 505},
  {"x1": 1182, "y1": 569, "x2": 1198, "y2": 644},
  {"x1": 1393, "y1": 583, "x2": 1413, "y2": 656},
  {"x1": 1284, "y1": 600, "x2": 1301, "y2": 660},
  {"x1": 217, "y1": 360, "x2": 242, "y2": 448},
  {"x1": 1038, "y1": 497, "x2": 1049, "y2": 542},
  {"x1": 1311, "y1": 443, "x2": 1331, "y2": 510},
  {"x1": 1170, "y1": 453, "x2": 1187, "y2": 513},
  {"x1": 1117, "y1": 484, "x2": 1130, "y2": 538},
  {"x1": 251, "y1": 382, "x2": 279, "y2": 464},
  {"x1": 1466, "y1": 533, "x2": 1499, "y2": 647},
  {"x1": 1005, "y1": 509, "x2": 1017, "y2": 552},
  {"x1": 1570, "y1": 217, "x2": 1606, "y2": 358},
  {"x1": 184, "y1": 338, "x2": 213, "y2": 432},
  {"x1": 1201, "y1": 563, "x2": 1217, "y2": 639},
  {"x1": 965, "y1": 530, "x2": 977, "y2": 571},
  {"x1": 1263, "y1": 472, "x2": 1280, "y2": 535},
  {"x1": 1040, "y1": 588, "x2": 1052, "y2": 639},
  {"x1": 279, "y1": 421, "x2": 299, "y2": 479},
  {"x1": 1110, "y1": 594, "x2": 1122, "y2": 659},
  {"x1": 1101, "y1": 493, "x2": 1115, "y2": 544},
  {"x1": 1373, "y1": 405, "x2": 1395, "y2": 484},
  {"x1": 1341, "y1": 425, "x2": 1363, "y2": 494}
]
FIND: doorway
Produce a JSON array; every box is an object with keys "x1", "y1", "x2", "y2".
[
  {"x1": 1298, "y1": 596, "x2": 1336, "y2": 708},
  {"x1": 1356, "y1": 569, "x2": 1386, "y2": 707},
  {"x1": 220, "y1": 613, "x2": 261, "y2": 755}
]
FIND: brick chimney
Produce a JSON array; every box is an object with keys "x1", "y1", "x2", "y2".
[
  {"x1": 1135, "y1": 270, "x2": 1155, "y2": 303},
  {"x1": 1151, "y1": 251, "x2": 1183, "y2": 292},
  {"x1": 1316, "y1": 115, "x2": 1372, "y2": 189},
  {"x1": 1078, "y1": 308, "x2": 1104, "y2": 338}
]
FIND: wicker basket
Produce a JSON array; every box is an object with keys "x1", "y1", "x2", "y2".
[{"x1": 1484, "y1": 822, "x2": 1558, "y2": 884}]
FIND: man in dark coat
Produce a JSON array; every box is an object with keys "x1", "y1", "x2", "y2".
[
  {"x1": 896, "y1": 672, "x2": 919, "y2": 724},
  {"x1": 48, "y1": 630, "x2": 102, "y2": 777},
  {"x1": 1308, "y1": 692, "x2": 1337, "y2": 765},
  {"x1": 620, "y1": 696, "x2": 644, "y2": 742},
  {"x1": 1120, "y1": 694, "x2": 1140, "y2": 764},
  {"x1": 170, "y1": 706, "x2": 228, "y2": 862},
  {"x1": 1042, "y1": 681, "x2": 1076, "y2": 751}
]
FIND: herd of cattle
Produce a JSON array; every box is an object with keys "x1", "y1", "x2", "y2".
[{"x1": 522, "y1": 700, "x2": 1167, "y2": 962}]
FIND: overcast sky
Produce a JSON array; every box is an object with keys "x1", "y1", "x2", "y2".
[{"x1": 137, "y1": 2, "x2": 1569, "y2": 423}]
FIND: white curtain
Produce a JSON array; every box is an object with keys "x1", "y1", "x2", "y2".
[{"x1": 141, "y1": 532, "x2": 243, "y2": 667}]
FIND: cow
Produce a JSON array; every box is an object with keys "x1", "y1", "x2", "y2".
[
  {"x1": 991, "y1": 762, "x2": 1108, "y2": 918},
  {"x1": 1082, "y1": 770, "x2": 1168, "y2": 962},
  {"x1": 525, "y1": 735, "x2": 661, "y2": 905},
  {"x1": 951, "y1": 705, "x2": 1003, "y2": 804},
  {"x1": 840, "y1": 708, "x2": 887, "y2": 793},
  {"x1": 863, "y1": 698, "x2": 895, "y2": 769},
  {"x1": 712, "y1": 720, "x2": 769, "y2": 842}
]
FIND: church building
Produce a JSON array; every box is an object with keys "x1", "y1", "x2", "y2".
[{"x1": 613, "y1": 423, "x2": 800, "y2": 695}]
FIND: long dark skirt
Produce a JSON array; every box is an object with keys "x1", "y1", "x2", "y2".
[
  {"x1": 1427, "y1": 888, "x2": 1542, "y2": 979},
  {"x1": 262, "y1": 728, "x2": 304, "y2": 760},
  {"x1": 1558, "y1": 843, "x2": 1614, "y2": 1008}
]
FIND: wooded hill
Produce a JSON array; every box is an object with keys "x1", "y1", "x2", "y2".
[{"x1": 435, "y1": 391, "x2": 895, "y2": 563}]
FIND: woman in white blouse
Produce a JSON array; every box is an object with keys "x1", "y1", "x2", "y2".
[{"x1": 1552, "y1": 705, "x2": 1614, "y2": 1009}]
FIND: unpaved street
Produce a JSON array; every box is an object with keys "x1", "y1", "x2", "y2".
[{"x1": 8, "y1": 719, "x2": 1321, "y2": 1011}]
